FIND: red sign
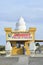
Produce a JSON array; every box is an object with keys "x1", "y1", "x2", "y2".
[{"x1": 12, "y1": 33, "x2": 32, "y2": 39}]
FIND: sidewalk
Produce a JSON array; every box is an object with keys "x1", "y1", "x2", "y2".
[{"x1": 30, "y1": 53, "x2": 43, "y2": 57}]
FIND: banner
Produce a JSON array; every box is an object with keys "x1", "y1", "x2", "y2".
[{"x1": 8, "y1": 32, "x2": 32, "y2": 40}]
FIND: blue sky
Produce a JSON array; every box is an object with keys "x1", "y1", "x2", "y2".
[{"x1": 0, "y1": 0, "x2": 43, "y2": 45}]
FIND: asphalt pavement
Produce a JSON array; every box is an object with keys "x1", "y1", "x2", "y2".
[{"x1": 0, "y1": 55, "x2": 43, "y2": 65}]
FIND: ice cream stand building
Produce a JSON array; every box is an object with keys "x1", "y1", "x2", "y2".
[{"x1": 4, "y1": 17, "x2": 36, "y2": 56}]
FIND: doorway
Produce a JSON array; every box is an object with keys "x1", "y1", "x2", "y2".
[{"x1": 16, "y1": 41, "x2": 25, "y2": 54}]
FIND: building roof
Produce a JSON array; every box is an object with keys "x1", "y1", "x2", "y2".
[{"x1": 35, "y1": 40, "x2": 43, "y2": 42}]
